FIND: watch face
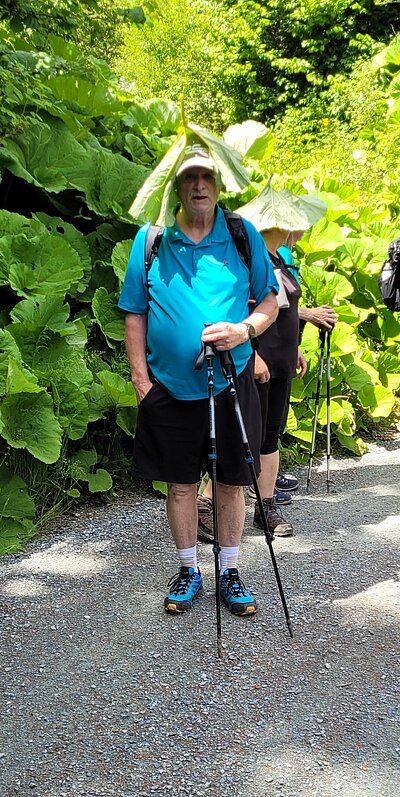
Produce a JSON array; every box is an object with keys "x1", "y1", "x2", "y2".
[{"x1": 247, "y1": 324, "x2": 256, "y2": 339}]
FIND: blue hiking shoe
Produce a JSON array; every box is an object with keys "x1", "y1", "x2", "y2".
[
  {"x1": 219, "y1": 568, "x2": 257, "y2": 616},
  {"x1": 248, "y1": 486, "x2": 292, "y2": 505},
  {"x1": 164, "y1": 566, "x2": 204, "y2": 614},
  {"x1": 274, "y1": 488, "x2": 292, "y2": 505},
  {"x1": 276, "y1": 472, "x2": 299, "y2": 492}
]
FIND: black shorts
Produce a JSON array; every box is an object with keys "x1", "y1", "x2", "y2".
[
  {"x1": 256, "y1": 377, "x2": 292, "y2": 455},
  {"x1": 133, "y1": 358, "x2": 261, "y2": 485}
]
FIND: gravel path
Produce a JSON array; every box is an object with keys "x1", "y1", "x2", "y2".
[{"x1": 1, "y1": 438, "x2": 399, "y2": 797}]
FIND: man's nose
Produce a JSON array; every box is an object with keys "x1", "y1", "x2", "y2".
[{"x1": 193, "y1": 175, "x2": 206, "y2": 189}]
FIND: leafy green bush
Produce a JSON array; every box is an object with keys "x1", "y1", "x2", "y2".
[{"x1": 0, "y1": 24, "x2": 181, "y2": 553}]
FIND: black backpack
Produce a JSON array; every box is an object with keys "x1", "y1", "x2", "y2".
[
  {"x1": 378, "y1": 238, "x2": 400, "y2": 312},
  {"x1": 144, "y1": 209, "x2": 252, "y2": 280}
]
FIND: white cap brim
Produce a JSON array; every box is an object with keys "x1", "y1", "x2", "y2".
[{"x1": 176, "y1": 155, "x2": 216, "y2": 177}]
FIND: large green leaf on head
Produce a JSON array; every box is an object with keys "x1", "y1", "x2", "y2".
[
  {"x1": 0, "y1": 391, "x2": 62, "y2": 464},
  {"x1": 237, "y1": 183, "x2": 327, "y2": 232},
  {"x1": 129, "y1": 130, "x2": 186, "y2": 225},
  {"x1": 129, "y1": 121, "x2": 250, "y2": 226}
]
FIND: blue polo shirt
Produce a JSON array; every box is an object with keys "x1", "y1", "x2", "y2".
[{"x1": 118, "y1": 206, "x2": 278, "y2": 400}]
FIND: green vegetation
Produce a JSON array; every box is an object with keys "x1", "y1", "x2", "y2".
[{"x1": 1, "y1": 2, "x2": 400, "y2": 554}]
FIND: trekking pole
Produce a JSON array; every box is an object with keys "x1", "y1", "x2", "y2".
[
  {"x1": 204, "y1": 342, "x2": 223, "y2": 659},
  {"x1": 326, "y1": 329, "x2": 332, "y2": 493},
  {"x1": 306, "y1": 329, "x2": 326, "y2": 491},
  {"x1": 219, "y1": 351, "x2": 293, "y2": 638}
]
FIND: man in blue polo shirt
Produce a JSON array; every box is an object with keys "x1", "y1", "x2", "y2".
[{"x1": 118, "y1": 144, "x2": 278, "y2": 616}]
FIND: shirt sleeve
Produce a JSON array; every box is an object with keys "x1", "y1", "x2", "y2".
[
  {"x1": 242, "y1": 219, "x2": 279, "y2": 304},
  {"x1": 117, "y1": 224, "x2": 150, "y2": 314}
]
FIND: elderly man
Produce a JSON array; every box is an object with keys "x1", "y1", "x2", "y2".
[{"x1": 118, "y1": 144, "x2": 278, "y2": 616}]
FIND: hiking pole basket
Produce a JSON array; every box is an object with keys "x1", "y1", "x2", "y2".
[{"x1": 219, "y1": 351, "x2": 293, "y2": 638}]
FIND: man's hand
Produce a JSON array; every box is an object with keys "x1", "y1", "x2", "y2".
[
  {"x1": 299, "y1": 305, "x2": 337, "y2": 329},
  {"x1": 201, "y1": 321, "x2": 250, "y2": 350},
  {"x1": 254, "y1": 353, "x2": 270, "y2": 383},
  {"x1": 297, "y1": 349, "x2": 307, "y2": 378},
  {"x1": 133, "y1": 378, "x2": 153, "y2": 403}
]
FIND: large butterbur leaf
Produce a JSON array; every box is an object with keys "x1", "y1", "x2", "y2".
[
  {"x1": 299, "y1": 264, "x2": 353, "y2": 306},
  {"x1": 0, "y1": 518, "x2": 36, "y2": 555},
  {"x1": 97, "y1": 371, "x2": 137, "y2": 407},
  {"x1": 0, "y1": 115, "x2": 93, "y2": 193},
  {"x1": 85, "y1": 148, "x2": 149, "y2": 219},
  {"x1": 67, "y1": 449, "x2": 112, "y2": 493},
  {"x1": 238, "y1": 183, "x2": 327, "y2": 232},
  {"x1": 92, "y1": 288, "x2": 126, "y2": 345},
  {"x1": 45, "y1": 75, "x2": 129, "y2": 118},
  {"x1": 223, "y1": 120, "x2": 276, "y2": 162},
  {"x1": 6, "y1": 358, "x2": 43, "y2": 395},
  {"x1": 52, "y1": 379, "x2": 89, "y2": 440},
  {"x1": 0, "y1": 392, "x2": 62, "y2": 464},
  {"x1": 129, "y1": 130, "x2": 186, "y2": 225},
  {"x1": 111, "y1": 240, "x2": 133, "y2": 282},
  {"x1": 6, "y1": 233, "x2": 83, "y2": 299},
  {"x1": 0, "y1": 465, "x2": 35, "y2": 519},
  {"x1": 358, "y1": 384, "x2": 395, "y2": 418},
  {"x1": 33, "y1": 214, "x2": 92, "y2": 295},
  {"x1": 8, "y1": 327, "x2": 92, "y2": 389},
  {"x1": 129, "y1": 119, "x2": 250, "y2": 226},
  {"x1": 87, "y1": 470, "x2": 113, "y2": 493}
]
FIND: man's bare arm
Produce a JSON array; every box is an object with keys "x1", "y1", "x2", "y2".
[{"x1": 125, "y1": 313, "x2": 152, "y2": 401}]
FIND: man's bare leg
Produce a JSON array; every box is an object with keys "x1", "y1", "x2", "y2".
[{"x1": 258, "y1": 450, "x2": 279, "y2": 498}]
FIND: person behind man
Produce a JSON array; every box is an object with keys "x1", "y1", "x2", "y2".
[{"x1": 118, "y1": 144, "x2": 278, "y2": 616}]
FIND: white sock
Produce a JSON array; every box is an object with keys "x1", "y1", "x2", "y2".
[
  {"x1": 177, "y1": 546, "x2": 198, "y2": 571},
  {"x1": 220, "y1": 546, "x2": 239, "y2": 573}
]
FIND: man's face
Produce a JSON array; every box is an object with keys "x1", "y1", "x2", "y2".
[{"x1": 176, "y1": 167, "x2": 220, "y2": 217}]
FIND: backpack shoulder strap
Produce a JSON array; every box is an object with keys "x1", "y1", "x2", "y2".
[
  {"x1": 144, "y1": 225, "x2": 165, "y2": 275},
  {"x1": 222, "y1": 209, "x2": 252, "y2": 271}
]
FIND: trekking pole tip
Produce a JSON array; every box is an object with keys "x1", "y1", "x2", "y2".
[{"x1": 217, "y1": 637, "x2": 224, "y2": 659}]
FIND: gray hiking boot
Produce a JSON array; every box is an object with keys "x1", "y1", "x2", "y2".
[{"x1": 253, "y1": 497, "x2": 294, "y2": 537}]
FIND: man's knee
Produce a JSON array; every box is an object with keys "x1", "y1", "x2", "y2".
[
  {"x1": 167, "y1": 483, "x2": 197, "y2": 502},
  {"x1": 216, "y1": 483, "x2": 244, "y2": 502}
]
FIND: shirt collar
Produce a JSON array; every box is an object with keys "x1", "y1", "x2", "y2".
[{"x1": 169, "y1": 205, "x2": 228, "y2": 245}]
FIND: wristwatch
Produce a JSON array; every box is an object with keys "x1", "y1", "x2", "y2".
[{"x1": 242, "y1": 322, "x2": 256, "y2": 340}]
